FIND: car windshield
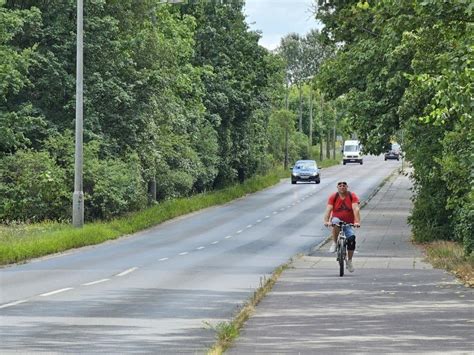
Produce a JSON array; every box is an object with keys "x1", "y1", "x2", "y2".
[
  {"x1": 295, "y1": 162, "x2": 316, "y2": 170},
  {"x1": 344, "y1": 145, "x2": 358, "y2": 152}
]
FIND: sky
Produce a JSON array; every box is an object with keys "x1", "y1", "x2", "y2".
[{"x1": 244, "y1": 0, "x2": 322, "y2": 51}]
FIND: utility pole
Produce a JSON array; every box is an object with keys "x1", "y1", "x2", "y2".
[
  {"x1": 72, "y1": 0, "x2": 84, "y2": 227},
  {"x1": 319, "y1": 93, "x2": 324, "y2": 162},
  {"x1": 308, "y1": 87, "x2": 313, "y2": 152},
  {"x1": 401, "y1": 129, "x2": 405, "y2": 173},
  {"x1": 284, "y1": 75, "x2": 289, "y2": 169}
]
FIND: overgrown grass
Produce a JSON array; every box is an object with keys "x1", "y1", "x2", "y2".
[
  {"x1": 206, "y1": 262, "x2": 291, "y2": 355},
  {"x1": 424, "y1": 240, "x2": 474, "y2": 287},
  {"x1": 0, "y1": 167, "x2": 294, "y2": 265}
]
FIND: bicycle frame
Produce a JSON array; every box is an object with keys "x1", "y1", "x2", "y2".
[
  {"x1": 336, "y1": 229, "x2": 347, "y2": 277},
  {"x1": 332, "y1": 221, "x2": 353, "y2": 277}
]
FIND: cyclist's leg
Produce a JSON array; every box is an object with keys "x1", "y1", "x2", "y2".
[
  {"x1": 330, "y1": 217, "x2": 341, "y2": 243},
  {"x1": 343, "y1": 224, "x2": 356, "y2": 260}
]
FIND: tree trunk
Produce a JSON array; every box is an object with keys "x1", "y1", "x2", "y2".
[
  {"x1": 148, "y1": 178, "x2": 156, "y2": 204},
  {"x1": 326, "y1": 131, "x2": 331, "y2": 159},
  {"x1": 320, "y1": 136, "x2": 323, "y2": 161}
]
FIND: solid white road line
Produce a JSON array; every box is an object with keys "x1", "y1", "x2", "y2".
[
  {"x1": 116, "y1": 267, "x2": 138, "y2": 277},
  {"x1": 39, "y1": 288, "x2": 74, "y2": 297},
  {"x1": 82, "y1": 279, "x2": 110, "y2": 286},
  {"x1": 0, "y1": 300, "x2": 28, "y2": 309}
]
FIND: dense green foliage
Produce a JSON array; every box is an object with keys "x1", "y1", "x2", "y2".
[
  {"x1": 1, "y1": 1, "x2": 304, "y2": 222},
  {"x1": 315, "y1": 0, "x2": 473, "y2": 254}
]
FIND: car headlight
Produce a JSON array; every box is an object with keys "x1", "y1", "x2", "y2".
[{"x1": 292, "y1": 172, "x2": 299, "y2": 177}]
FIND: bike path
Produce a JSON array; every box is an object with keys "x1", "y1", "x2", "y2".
[{"x1": 228, "y1": 172, "x2": 474, "y2": 354}]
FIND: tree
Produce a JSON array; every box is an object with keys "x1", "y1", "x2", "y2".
[
  {"x1": 0, "y1": 3, "x2": 47, "y2": 154},
  {"x1": 314, "y1": 0, "x2": 473, "y2": 254},
  {"x1": 182, "y1": 2, "x2": 282, "y2": 185}
]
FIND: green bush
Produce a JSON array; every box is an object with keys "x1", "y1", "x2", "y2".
[
  {"x1": 409, "y1": 181, "x2": 451, "y2": 243},
  {"x1": 0, "y1": 150, "x2": 70, "y2": 221},
  {"x1": 453, "y1": 202, "x2": 474, "y2": 256},
  {"x1": 84, "y1": 153, "x2": 147, "y2": 220}
]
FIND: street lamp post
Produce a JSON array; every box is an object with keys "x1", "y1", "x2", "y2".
[{"x1": 72, "y1": 0, "x2": 84, "y2": 227}]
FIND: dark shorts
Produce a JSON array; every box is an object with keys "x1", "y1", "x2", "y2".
[
  {"x1": 346, "y1": 234, "x2": 356, "y2": 251},
  {"x1": 331, "y1": 217, "x2": 356, "y2": 250}
]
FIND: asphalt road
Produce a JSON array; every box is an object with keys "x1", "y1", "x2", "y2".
[{"x1": 0, "y1": 155, "x2": 399, "y2": 353}]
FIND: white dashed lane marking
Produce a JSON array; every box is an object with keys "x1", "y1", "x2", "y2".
[
  {"x1": 0, "y1": 300, "x2": 28, "y2": 309},
  {"x1": 82, "y1": 279, "x2": 109, "y2": 286},
  {"x1": 211, "y1": 241, "x2": 219, "y2": 245},
  {"x1": 196, "y1": 246, "x2": 205, "y2": 250},
  {"x1": 225, "y1": 235, "x2": 232, "y2": 239},
  {"x1": 116, "y1": 267, "x2": 138, "y2": 277},
  {"x1": 159, "y1": 257, "x2": 169, "y2": 261},
  {"x1": 39, "y1": 288, "x2": 74, "y2": 297},
  {"x1": 179, "y1": 252, "x2": 189, "y2": 256}
]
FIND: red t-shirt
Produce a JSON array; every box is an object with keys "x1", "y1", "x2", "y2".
[{"x1": 328, "y1": 192, "x2": 360, "y2": 223}]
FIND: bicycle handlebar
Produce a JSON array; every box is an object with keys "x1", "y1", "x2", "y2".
[
  {"x1": 324, "y1": 222, "x2": 360, "y2": 228},
  {"x1": 332, "y1": 222, "x2": 354, "y2": 227}
]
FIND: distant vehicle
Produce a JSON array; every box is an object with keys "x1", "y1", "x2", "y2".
[
  {"x1": 291, "y1": 160, "x2": 320, "y2": 184},
  {"x1": 384, "y1": 143, "x2": 401, "y2": 161},
  {"x1": 343, "y1": 140, "x2": 363, "y2": 165}
]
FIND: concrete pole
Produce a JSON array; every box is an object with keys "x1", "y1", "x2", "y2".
[
  {"x1": 298, "y1": 84, "x2": 303, "y2": 132},
  {"x1": 308, "y1": 88, "x2": 313, "y2": 150},
  {"x1": 332, "y1": 107, "x2": 336, "y2": 160},
  {"x1": 284, "y1": 127, "x2": 289, "y2": 170},
  {"x1": 73, "y1": 0, "x2": 84, "y2": 227}
]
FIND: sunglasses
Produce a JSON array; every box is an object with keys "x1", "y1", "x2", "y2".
[{"x1": 337, "y1": 182, "x2": 347, "y2": 186}]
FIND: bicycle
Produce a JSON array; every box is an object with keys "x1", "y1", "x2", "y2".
[{"x1": 332, "y1": 221, "x2": 354, "y2": 277}]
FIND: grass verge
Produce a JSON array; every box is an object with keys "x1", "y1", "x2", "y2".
[
  {"x1": 424, "y1": 241, "x2": 474, "y2": 287},
  {"x1": 0, "y1": 167, "x2": 295, "y2": 266},
  {"x1": 206, "y1": 261, "x2": 291, "y2": 355}
]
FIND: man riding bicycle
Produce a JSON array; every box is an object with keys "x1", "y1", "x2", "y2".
[{"x1": 323, "y1": 181, "x2": 361, "y2": 272}]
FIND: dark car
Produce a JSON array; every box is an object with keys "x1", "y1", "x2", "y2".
[
  {"x1": 384, "y1": 143, "x2": 401, "y2": 161},
  {"x1": 291, "y1": 160, "x2": 320, "y2": 184}
]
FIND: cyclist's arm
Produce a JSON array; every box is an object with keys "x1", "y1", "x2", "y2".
[
  {"x1": 323, "y1": 204, "x2": 333, "y2": 226},
  {"x1": 352, "y1": 202, "x2": 361, "y2": 226}
]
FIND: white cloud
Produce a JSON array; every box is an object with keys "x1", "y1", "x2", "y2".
[{"x1": 244, "y1": 0, "x2": 322, "y2": 50}]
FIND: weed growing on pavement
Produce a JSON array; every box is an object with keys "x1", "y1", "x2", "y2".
[
  {"x1": 425, "y1": 241, "x2": 474, "y2": 287},
  {"x1": 206, "y1": 262, "x2": 290, "y2": 355}
]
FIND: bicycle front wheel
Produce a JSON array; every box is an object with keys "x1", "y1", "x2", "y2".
[{"x1": 338, "y1": 246, "x2": 345, "y2": 277}]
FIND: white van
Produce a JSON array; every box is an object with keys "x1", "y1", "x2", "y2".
[{"x1": 343, "y1": 140, "x2": 363, "y2": 165}]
